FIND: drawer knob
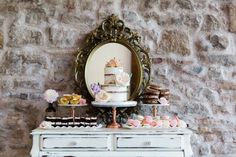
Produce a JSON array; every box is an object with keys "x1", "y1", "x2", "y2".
[
  {"x1": 144, "y1": 141, "x2": 151, "y2": 146},
  {"x1": 69, "y1": 141, "x2": 77, "y2": 146}
]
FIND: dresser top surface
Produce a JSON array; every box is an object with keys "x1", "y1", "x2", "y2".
[{"x1": 31, "y1": 128, "x2": 192, "y2": 135}]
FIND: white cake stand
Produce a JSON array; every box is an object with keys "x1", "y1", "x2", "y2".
[
  {"x1": 92, "y1": 101, "x2": 137, "y2": 128},
  {"x1": 143, "y1": 103, "x2": 169, "y2": 117}
]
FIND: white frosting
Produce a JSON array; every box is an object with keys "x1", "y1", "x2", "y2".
[
  {"x1": 102, "y1": 85, "x2": 128, "y2": 102},
  {"x1": 105, "y1": 67, "x2": 123, "y2": 74},
  {"x1": 104, "y1": 67, "x2": 123, "y2": 84}
]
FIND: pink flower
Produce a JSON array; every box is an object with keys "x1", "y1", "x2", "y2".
[
  {"x1": 159, "y1": 97, "x2": 169, "y2": 106},
  {"x1": 43, "y1": 89, "x2": 59, "y2": 103},
  {"x1": 115, "y1": 72, "x2": 130, "y2": 86},
  {"x1": 79, "y1": 98, "x2": 86, "y2": 104}
]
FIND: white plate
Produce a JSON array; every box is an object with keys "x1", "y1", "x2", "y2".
[{"x1": 91, "y1": 101, "x2": 137, "y2": 108}]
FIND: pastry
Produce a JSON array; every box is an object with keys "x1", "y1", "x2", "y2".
[{"x1": 159, "y1": 89, "x2": 170, "y2": 100}]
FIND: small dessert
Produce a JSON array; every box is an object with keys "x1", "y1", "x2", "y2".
[
  {"x1": 178, "y1": 120, "x2": 187, "y2": 128},
  {"x1": 159, "y1": 89, "x2": 170, "y2": 100},
  {"x1": 162, "y1": 120, "x2": 170, "y2": 128},
  {"x1": 58, "y1": 97, "x2": 69, "y2": 105},
  {"x1": 79, "y1": 98, "x2": 87, "y2": 105},
  {"x1": 159, "y1": 97, "x2": 169, "y2": 106},
  {"x1": 170, "y1": 119, "x2": 178, "y2": 127},
  {"x1": 70, "y1": 98, "x2": 80, "y2": 105},
  {"x1": 58, "y1": 93, "x2": 84, "y2": 105}
]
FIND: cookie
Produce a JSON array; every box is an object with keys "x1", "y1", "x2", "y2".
[
  {"x1": 141, "y1": 94, "x2": 159, "y2": 99},
  {"x1": 148, "y1": 83, "x2": 162, "y2": 90},
  {"x1": 159, "y1": 89, "x2": 170, "y2": 100},
  {"x1": 143, "y1": 99, "x2": 159, "y2": 104}
]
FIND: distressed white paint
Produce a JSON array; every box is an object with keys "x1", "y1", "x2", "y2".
[{"x1": 30, "y1": 128, "x2": 193, "y2": 157}]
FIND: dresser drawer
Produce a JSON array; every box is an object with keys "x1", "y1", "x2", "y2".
[
  {"x1": 41, "y1": 135, "x2": 108, "y2": 150},
  {"x1": 116, "y1": 135, "x2": 182, "y2": 149}
]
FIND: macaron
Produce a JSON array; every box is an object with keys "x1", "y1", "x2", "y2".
[
  {"x1": 144, "y1": 116, "x2": 153, "y2": 123},
  {"x1": 162, "y1": 120, "x2": 170, "y2": 128},
  {"x1": 170, "y1": 119, "x2": 178, "y2": 127},
  {"x1": 137, "y1": 115, "x2": 144, "y2": 121}
]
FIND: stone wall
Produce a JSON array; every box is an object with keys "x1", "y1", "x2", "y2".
[{"x1": 0, "y1": 0, "x2": 235, "y2": 156}]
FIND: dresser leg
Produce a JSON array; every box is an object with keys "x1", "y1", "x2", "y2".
[
  {"x1": 30, "y1": 134, "x2": 40, "y2": 157},
  {"x1": 184, "y1": 134, "x2": 193, "y2": 157}
]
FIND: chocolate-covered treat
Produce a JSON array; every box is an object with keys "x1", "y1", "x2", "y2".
[
  {"x1": 141, "y1": 83, "x2": 170, "y2": 104},
  {"x1": 159, "y1": 89, "x2": 170, "y2": 100},
  {"x1": 142, "y1": 98, "x2": 159, "y2": 104},
  {"x1": 141, "y1": 83, "x2": 160, "y2": 104},
  {"x1": 142, "y1": 94, "x2": 159, "y2": 99}
]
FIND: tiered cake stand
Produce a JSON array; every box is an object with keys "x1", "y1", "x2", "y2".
[
  {"x1": 92, "y1": 101, "x2": 137, "y2": 128},
  {"x1": 58, "y1": 104, "x2": 87, "y2": 125},
  {"x1": 143, "y1": 103, "x2": 169, "y2": 117}
]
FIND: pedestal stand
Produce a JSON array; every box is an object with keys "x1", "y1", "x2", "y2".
[
  {"x1": 144, "y1": 104, "x2": 169, "y2": 117},
  {"x1": 58, "y1": 104, "x2": 87, "y2": 125},
  {"x1": 92, "y1": 101, "x2": 137, "y2": 128}
]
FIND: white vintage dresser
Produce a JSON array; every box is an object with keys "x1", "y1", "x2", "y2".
[{"x1": 30, "y1": 128, "x2": 193, "y2": 157}]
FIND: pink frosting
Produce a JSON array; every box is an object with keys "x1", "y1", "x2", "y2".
[
  {"x1": 162, "y1": 115, "x2": 169, "y2": 120},
  {"x1": 127, "y1": 119, "x2": 134, "y2": 125},
  {"x1": 144, "y1": 116, "x2": 153, "y2": 123},
  {"x1": 132, "y1": 120, "x2": 141, "y2": 127},
  {"x1": 127, "y1": 119, "x2": 140, "y2": 127},
  {"x1": 156, "y1": 120, "x2": 163, "y2": 127}
]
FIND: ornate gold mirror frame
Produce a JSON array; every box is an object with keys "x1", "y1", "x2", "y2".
[{"x1": 75, "y1": 14, "x2": 151, "y2": 101}]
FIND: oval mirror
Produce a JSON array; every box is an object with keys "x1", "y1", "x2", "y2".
[
  {"x1": 75, "y1": 14, "x2": 151, "y2": 101},
  {"x1": 85, "y1": 42, "x2": 142, "y2": 100}
]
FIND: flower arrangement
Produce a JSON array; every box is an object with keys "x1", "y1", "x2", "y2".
[
  {"x1": 43, "y1": 89, "x2": 59, "y2": 103},
  {"x1": 43, "y1": 89, "x2": 59, "y2": 113},
  {"x1": 90, "y1": 83, "x2": 111, "y2": 102}
]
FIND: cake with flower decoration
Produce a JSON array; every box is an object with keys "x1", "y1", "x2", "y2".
[{"x1": 91, "y1": 58, "x2": 131, "y2": 102}]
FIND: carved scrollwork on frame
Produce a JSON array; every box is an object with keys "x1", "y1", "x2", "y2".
[{"x1": 75, "y1": 14, "x2": 151, "y2": 101}]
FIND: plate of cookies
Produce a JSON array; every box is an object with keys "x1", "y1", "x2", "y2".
[{"x1": 140, "y1": 83, "x2": 170, "y2": 106}]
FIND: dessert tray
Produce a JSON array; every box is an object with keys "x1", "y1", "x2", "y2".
[
  {"x1": 40, "y1": 116, "x2": 100, "y2": 129},
  {"x1": 39, "y1": 121, "x2": 103, "y2": 129}
]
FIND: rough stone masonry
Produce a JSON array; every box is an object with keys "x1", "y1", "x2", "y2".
[{"x1": 0, "y1": 0, "x2": 235, "y2": 157}]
